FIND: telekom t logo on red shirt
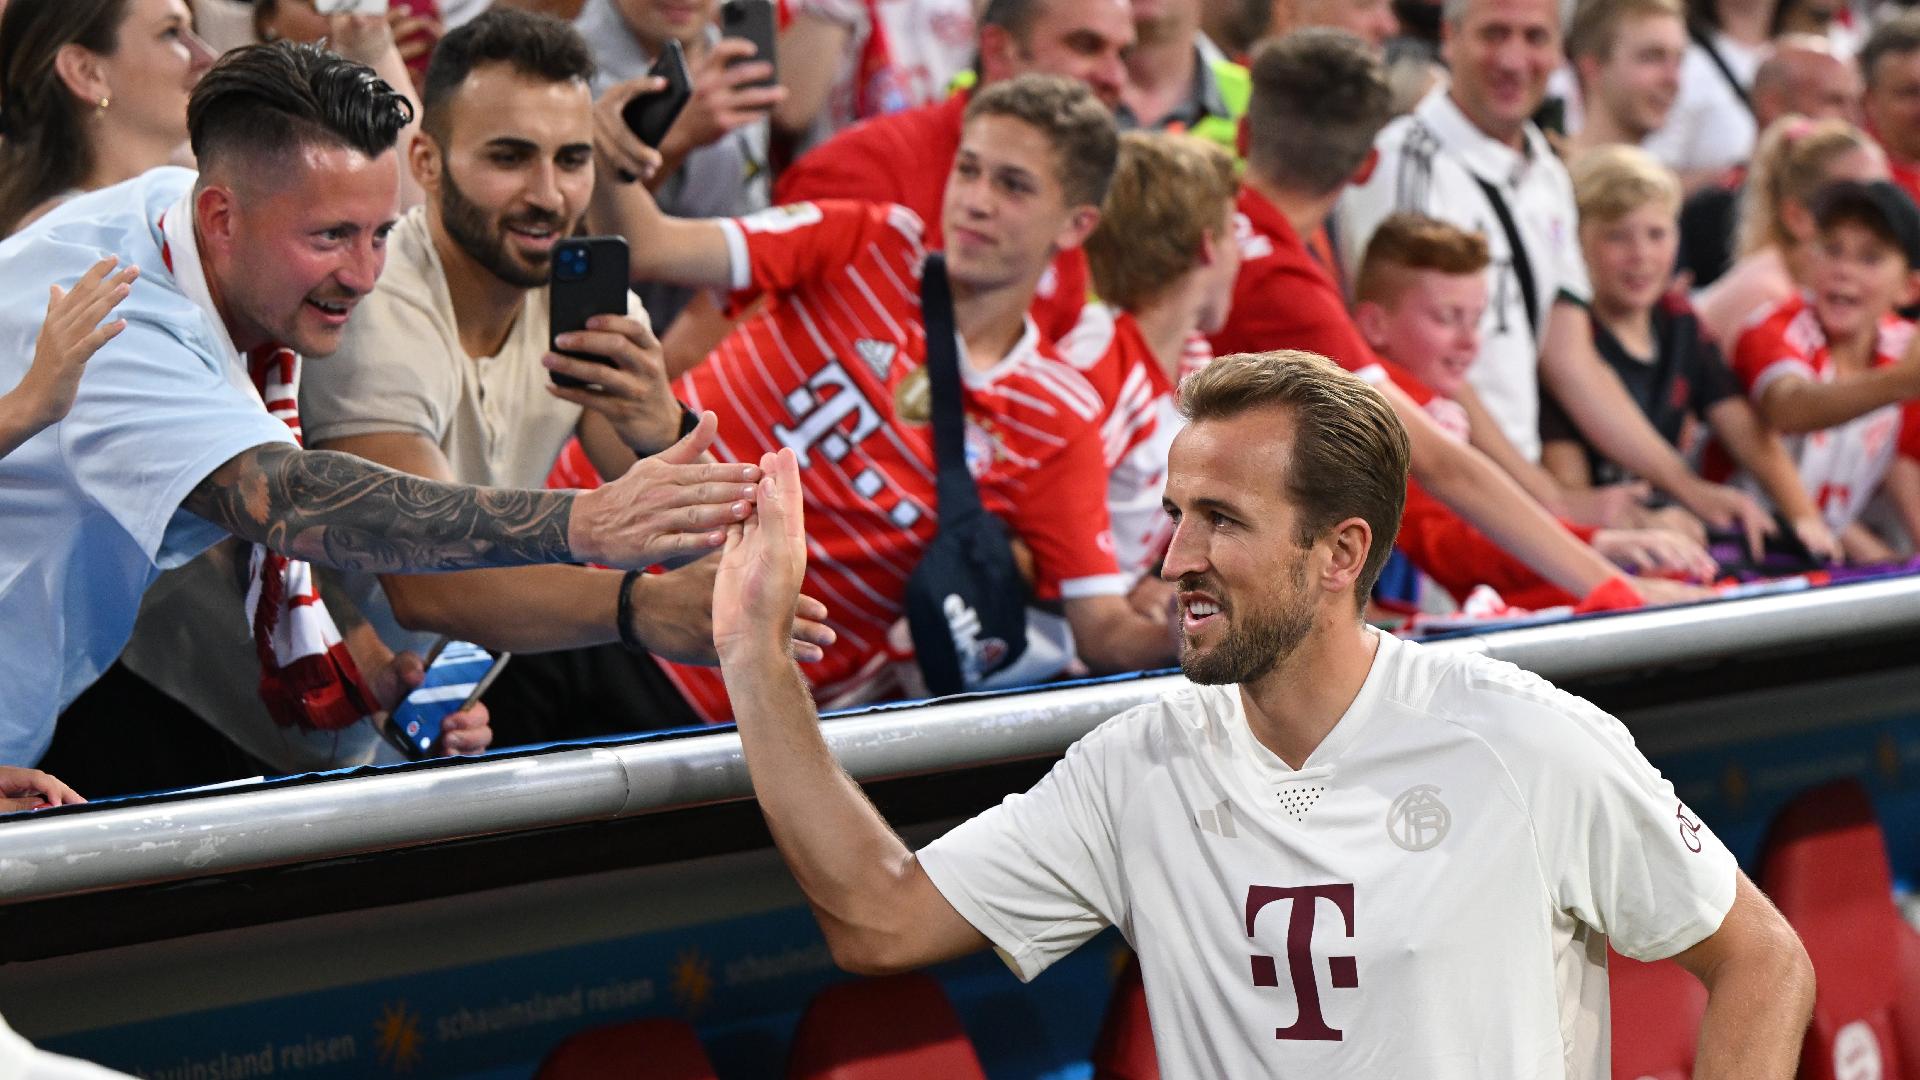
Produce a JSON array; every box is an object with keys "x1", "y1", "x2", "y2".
[{"x1": 1245, "y1": 883, "x2": 1359, "y2": 1041}]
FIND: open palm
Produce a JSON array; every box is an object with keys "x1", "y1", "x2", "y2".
[{"x1": 714, "y1": 448, "x2": 808, "y2": 656}]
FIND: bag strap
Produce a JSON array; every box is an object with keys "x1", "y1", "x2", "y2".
[
  {"x1": 921, "y1": 253, "x2": 984, "y2": 523},
  {"x1": 1472, "y1": 175, "x2": 1541, "y2": 342},
  {"x1": 1690, "y1": 22, "x2": 1754, "y2": 114}
]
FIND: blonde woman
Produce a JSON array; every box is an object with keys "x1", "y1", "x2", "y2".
[{"x1": 1694, "y1": 115, "x2": 1885, "y2": 347}]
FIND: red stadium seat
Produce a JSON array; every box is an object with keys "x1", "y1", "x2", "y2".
[
  {"x1": 786, "y1": 973, "x2": 988, "y2": 1080},
  {"x1": 1090, "y1": 955, "x2": 1159, "y2": 1080},
  {"x1": 536, "y1": 1017, "x2": 718, "y2": 1079},
  {"x1": 1760, "y1": 779, "x2": 1920, "y2": 1080},
  {"x1": 1607, "y1": 950, "x2": 1706, "y2": 1080}
]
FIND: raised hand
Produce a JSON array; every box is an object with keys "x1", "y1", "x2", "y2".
[
  {"x1": 660, "y1": 38, "x2": 785, "y2": 159},
  {"x1": 592, "y1": 74, "x2": 670, "y2": 184},
  {"x1": 4, "y1": 256, "x2": 135, "y2": 440},
  {"x1": 714, "y1": 447, "x2": 808, "y2": 660},
  {"x1": 544, "y1": 313, "x2": 683, "y2": 456},
  {"x1": 569, "y1": 411, "x2": 765, "y2": 570}
]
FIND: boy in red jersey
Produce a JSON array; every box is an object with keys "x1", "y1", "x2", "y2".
[
  {"x1": 1725, "y1": 179, "x2": 1920, "y2": 560},
  {"x1": 571, "y1": 74, "x2": 1172, "y2": 720}
]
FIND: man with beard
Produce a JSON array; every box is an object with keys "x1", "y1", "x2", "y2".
[
  {"x1": 709, "y1": 350, "x2": 1815, "y2": 1078},
  {"x1": 109, "y1": 10, "x2": 833, "y2": 774}
]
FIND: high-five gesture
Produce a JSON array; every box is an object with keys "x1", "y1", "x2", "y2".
[
  {"x1": 715, "y1": 447, "x2": 808, "y2": 661},
  {"x1": 569, "y1": 411, "x2": 767, "y2": 570}
]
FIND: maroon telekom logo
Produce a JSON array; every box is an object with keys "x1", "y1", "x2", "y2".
[{"x1": 1245, "y1": 883, "x2": 1358, "y2": 1041}]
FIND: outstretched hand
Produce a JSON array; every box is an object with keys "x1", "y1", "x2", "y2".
[
  {"x1": 11, "y1": 256, "x2": 135, "y2": 432},
  {"x1": 713, "y1": 447, "x2": 808, "y2": 660},
  {"x1": 569, "y1": 411, "x2": 765, "y2": 570}
]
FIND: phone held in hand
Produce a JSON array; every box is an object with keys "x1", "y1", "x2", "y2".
[
  {"x1": 622, "y1": 39, "x2": 694, "y2": 151},
  {"x1": 383, "y1": 641, "x2": 507, "y2": 760},
  {"x1": 548, "y1": 236, "x2": 631, "y2": 390},
  {"x1": 721, "y1": 0, "x2": 778, "y2": 89},
  {"x1": 313, "y1": 0, "x2": 389, "y2": 15}
]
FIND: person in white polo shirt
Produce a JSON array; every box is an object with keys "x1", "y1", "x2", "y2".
[
  {"x1": 1337, "y1": 0, "x2": 1775, "y2": 549},
  {"x1": 711, "y1": 348, "x2": 1814, "y2": 1080}
]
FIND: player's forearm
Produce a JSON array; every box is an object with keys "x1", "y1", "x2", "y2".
[
  {"x1": 1760, "y1": 371, "x2": 1912, "y2": 434},
  {"x1": 720, "y1": 640, "x2": 934, "y2": 970},
  {"x1": 1690, "y1": 946, "x2": 1814, "y2": 1079},
  {"x1": 381, "y1": 565, "x2": 623, "y2": 652},
  {"x1": 772, "y1": 16, "x2": 848, "y2": 135},
  {"x1": 183, "y1": 443, "x2": 576, "y2": 574}
]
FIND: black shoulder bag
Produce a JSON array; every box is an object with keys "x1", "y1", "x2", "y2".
[{"x1": 902, "y1": 254, "x2": 1030, "y2": 695}]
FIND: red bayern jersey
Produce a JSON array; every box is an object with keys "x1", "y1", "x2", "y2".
[
  {"x1": 1058, "y1": 303, "x2": 1182, "y2": 579},
  {"x1": 775, "y1": 92, "x2": 1089, "y2": 343},
  {"x1": 662, "y1": 199, "x2": 1125, "y2": 721},
  {"x1": 1726, "y1": 294, "x2": 1919, "y2": 532},
  {"x1": 1209, "y1": 185, "x2": 1388, "y2": 383}
]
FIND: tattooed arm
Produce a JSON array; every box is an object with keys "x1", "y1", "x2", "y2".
[{"x1": 181, "y1": 413, "x2": 764, "y2": 573}]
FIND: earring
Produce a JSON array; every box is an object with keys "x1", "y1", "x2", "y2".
[{"x1": 97, "y1": 96, "x2": 109, "y2": 112}]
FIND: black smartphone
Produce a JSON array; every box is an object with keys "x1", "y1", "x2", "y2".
[
  {"x1": 549, "y1": 236, "x2": 630, "y2": 390},
  {"x1": 621, "y1": 39, "x2": 693, "y2": 150},
  {"x1": 721, "y1": 0, "x2": 778, "y2": 89}
]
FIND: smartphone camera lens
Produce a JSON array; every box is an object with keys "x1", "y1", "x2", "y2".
[{"x1": 555, "y1": 245, "x2": 590, "y2": 283}]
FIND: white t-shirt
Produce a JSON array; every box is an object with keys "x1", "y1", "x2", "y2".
[
  {"x1": 786, "y1": 0, "x2": 976, "y2": 152},
  {"x1": 1643, "y1": 34, "x2": 1761, "y2": 179},
  {"x1": 1338, "y1": 88, "x2": 1591, "y2": 462},
  {"x1": 0, "y1": 168, "x2": 294, "y2": 766},
  {"x1": 919, "y1": 631, "x2": 1736, "y2": 1080}
]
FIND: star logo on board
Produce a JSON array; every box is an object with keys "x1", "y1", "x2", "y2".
[
  {"x1": 672, "y1": 947, "x2": 714, "y2": 1014},
  {"x1": 374, "y1": 1000, "x2": 424, "y2": 1072}
]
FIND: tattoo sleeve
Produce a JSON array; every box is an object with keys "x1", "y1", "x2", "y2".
[{"x1": 182, "y1": 443, "x2": 574, "y2": 573}]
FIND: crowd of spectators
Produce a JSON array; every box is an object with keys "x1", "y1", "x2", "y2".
[{"x1": 1, "y1": 0, "x2": 1920, "y2": 812}]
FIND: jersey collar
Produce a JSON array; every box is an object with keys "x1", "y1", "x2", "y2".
[
  {"x1": 1225, "y1": 627, "x2": 1396, "y2": 782},
  {"x1": 1412, "y1": 85, "x2": 1552, "y2": 189}
]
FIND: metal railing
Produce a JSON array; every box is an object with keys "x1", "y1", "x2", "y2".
[{"x1": 4, "y1": 575, "x2": 1919, "y2": 905}]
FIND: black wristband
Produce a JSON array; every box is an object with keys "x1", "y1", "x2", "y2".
[{"x1": 617, "y1": 569, "x2": 646, "y2": 653}]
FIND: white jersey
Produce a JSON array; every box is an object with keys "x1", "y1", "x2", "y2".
[
  {"x1": 1644, "y1": 34, "x2": 1760, "y2": 179},
  {"x1": 919, "y1": 631, "x2": 1736, "y2": 1080},
  {"x1": 1337, "y1": 88, "x2": 1591, "y2": 462}
]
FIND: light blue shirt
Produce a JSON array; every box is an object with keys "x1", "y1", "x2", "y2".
[{"x1": 0, "y1": 167, "x2": 293, "y2": 765}]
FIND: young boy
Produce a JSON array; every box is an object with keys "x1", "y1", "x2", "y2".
[
  {"x1": 1545, "y1": 145, "x2": 1840, "y2": 562},
  {"x1": 1354, "y1": 213, "x2": 1717, "y2": 607},
  {"x1": 1723, "y1": 177, "x2": 1920, "y2": 560}
]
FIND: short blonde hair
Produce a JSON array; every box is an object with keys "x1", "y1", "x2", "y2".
[
  {"x1": 1179, "y1": 350, "x2": 1411, "y2": 611},
  {"x1": 1571, "y1": 144, "x2": 1683, "y2": 225},
  {"x1": 1566, "y1": 0, "x2": 1684, "y2": 61},
  {"x1": 1085, "y1": 131, "x2": 1239, "y2": 310},
  {"x1": 1353, "y1": 213, "x2": 1491, "y2": 308},
  {"x1": 1739, "y1": 115, "x2": 1878, "y2": 257}
]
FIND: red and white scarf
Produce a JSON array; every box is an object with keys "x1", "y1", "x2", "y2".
[
  {"x1": 159, "y1": 212, "x2": 376, "y2": 731},
  {"x1": 238, "y1": 346, "x2": 378, "y2": 731}
]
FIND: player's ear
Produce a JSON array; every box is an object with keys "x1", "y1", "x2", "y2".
[{"x1": 1320, "y1": 516, "x2": 1373, "y2": 599}]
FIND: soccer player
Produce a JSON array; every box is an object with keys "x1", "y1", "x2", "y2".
[
  {"x1": 713, "y1": 349, "x2": 1815, "y2": 1079},
  {"x1": 600, "y1": 74, "x2": 1172, "y2": 722}
]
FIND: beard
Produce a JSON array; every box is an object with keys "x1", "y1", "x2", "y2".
[
  {"x1": 1177, "y1": 560, "x2": 1314, "y2": 687},
  {"x1": 439, "y1": 164, "x2": 569, "y2": 290}
]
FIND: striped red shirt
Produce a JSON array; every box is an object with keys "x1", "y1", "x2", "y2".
[{"x1": 662, "y1": 200, "x2": 1125, "y2": 720}]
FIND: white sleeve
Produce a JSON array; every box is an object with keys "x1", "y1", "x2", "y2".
[
  {"x1": 59, "y1": 319, "x2": 294, "y2": 567},
  {"x1": 1490, "y1": 675, "x2": 1738, "y2": 962},
  {"x1": 917, "y1": 719, "x2": 1131, "y2": 982}
]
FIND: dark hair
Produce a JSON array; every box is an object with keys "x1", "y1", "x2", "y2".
[
  {"x1": 963, "y1": 73, "x2": 1117, "y2": 206},
  {"x1": 188, "y1": 41, "x2": 413, "y2": 179},
  {"x1": 0, "y1": 0, "x2": 127, "y2": 236},
  {"x1": 421, "y1": 8, "x2": 594, "y2": 142},
  {"x1": 1860, "y1": 11, "x2": 1920, "y2": 91},
  {"x1": 978, "y1": 0, "x2": 1048, "y2": 41},
  {"x1": 1246, "y1": 29, "x2": 1394, "y2": 196}
]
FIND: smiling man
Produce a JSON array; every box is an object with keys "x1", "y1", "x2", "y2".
[
  {"x1": 713, "y1": 349, "x2": 1817, "y2": 1080},
  {"x1": 0, "y1": 40, "x2": 765, "y2": 775}
]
